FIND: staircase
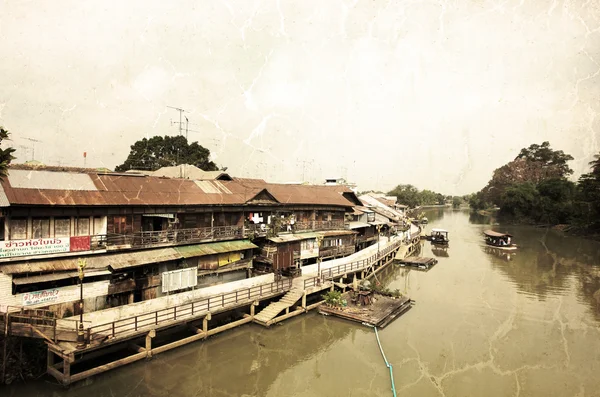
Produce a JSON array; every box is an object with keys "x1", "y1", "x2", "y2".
[{"x1": 254, "y1": 288, "x2": 305, "y2": 326}]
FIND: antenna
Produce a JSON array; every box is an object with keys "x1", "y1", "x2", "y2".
[
  {"x1": 23, "y1": 137, "x2": 41, "y2": 161},
  {"x1": 167, "y1": 106, "x2": 187, "y2": 137}
]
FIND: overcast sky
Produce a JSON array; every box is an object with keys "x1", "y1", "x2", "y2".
[{"x1": 0, "y1": 0, "x2": 598, "y2": 195}]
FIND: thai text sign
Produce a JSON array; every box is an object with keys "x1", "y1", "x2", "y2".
[
  {"x1": 0, "y1": 238, "x2": 70, "y2": 258},
  {"x1": 22, "y1": 288, "x2": 60, "y2": 306}
]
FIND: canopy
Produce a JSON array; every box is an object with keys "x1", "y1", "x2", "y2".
[
  {"x1": 431, "y1": 228, "x2": 448, "y2": 233},
  {"x1": 484, "y1": 230, "x2": 512, "y2": 238}
]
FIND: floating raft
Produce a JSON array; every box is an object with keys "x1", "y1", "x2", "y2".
[
  {"x1": 395, "y1": 256, "x2": 438, "y2": 271},
  {"x1": 319, "y1": 293, "x2": 412, "y2": 328}
]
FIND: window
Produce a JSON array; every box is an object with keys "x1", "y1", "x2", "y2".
[
  {"x1": 93, "y1": 217, "x2": 104, "y2": 235},
  {"x1": 76, "y1": 217, "x2": 90, "y2": 236},
  {"x1": 54, "y1": 217, "x2": 71, "y2": 237},
  {"x1": 113, "y1": 215, "x2": 127, "y2": 234},
  {"x1": 32, "y1": 218, "x2": 50, "y2": 239},
  {"x1": 9, "y1": 218, "x2": 27, "y2": 240}
]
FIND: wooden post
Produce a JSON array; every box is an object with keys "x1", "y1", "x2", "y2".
[
  {"x1": 202, "y1": 313, "x2": 211, "y2": 338},
  {"x1": 145, "y1": 330, "x2": 155, "y2": 359},
  {"x1": 47, "y1": 349, "x2": 54, "y2": 369},
  {"x1": 302, "y1": 292, "x2": 307, "y2": 311},
  {"x1": 62, "y1": 359, "x2": 71, "y2": 386},
  {"x1": 250, "y1": 301, "x2": 257, "y2": 317}
]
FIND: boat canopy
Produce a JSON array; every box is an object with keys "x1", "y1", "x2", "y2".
[
  {"x1": 431, "y1": 228, "x2": 448, "y2": 233},
  {"x1": 484, "y1": 230, "x2": 512, "y2": 238}
]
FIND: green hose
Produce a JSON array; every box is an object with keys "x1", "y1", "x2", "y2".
[{"x1": 364, "y1": 323, "x2": 397, "y2": 397}]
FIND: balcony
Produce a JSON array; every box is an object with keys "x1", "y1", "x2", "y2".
[
  {"x1": 293, "y1": 220, "x2": 345, "y2": 232},
  {"x1": 92, "y1": 225, "x2": 245, "y2": 251},
  {"x1": 318, "y1": 245, "x2": 355, "y2": 258}
]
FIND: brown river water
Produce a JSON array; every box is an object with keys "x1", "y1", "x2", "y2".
[{"x1": 6, "y1": 209, "x2": 600, "y2": 397}]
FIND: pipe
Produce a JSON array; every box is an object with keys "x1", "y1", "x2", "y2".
[{"x1": 363, "y1": 323, "x2": 397, "y2": 397}]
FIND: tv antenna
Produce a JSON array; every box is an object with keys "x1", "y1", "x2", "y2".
[
  {"x1": 167, "y1": 106, "x2": 187, "y2": 137},
  {"x1": 23, "y1": 137, "x2": 41, "y2": 161}
]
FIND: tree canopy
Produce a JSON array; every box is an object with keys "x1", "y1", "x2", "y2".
[
  {"x1": 387, "y1": 184, "x2": 446, "y2": 207},
  {"x1": 515, "y1": 141, "x2": 574, "y2": 177},
  {"x1": 115, "y1": 135, "x2": 219, "y2": 172},
  {"x1": 0, "y1": 127, "x2": 16, "y2": 179}
]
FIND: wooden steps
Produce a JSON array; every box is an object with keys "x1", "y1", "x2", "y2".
[{"x1": 253, "y1": 289, "x2": 304, "y2": 325}]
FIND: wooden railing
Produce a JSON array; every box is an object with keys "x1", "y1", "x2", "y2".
[
  {"x1": 294, "y1": 220, "x2": 345, "y2": 232},
  {"x1": 319, "y1": 246, "x2": 355, "y2": 258},
  {"x1": 302, "y1": 238, "x2": 403, "y2": 289},
  {"x1": 87, "y1": 278, "x2": 292, "y2": 340}
]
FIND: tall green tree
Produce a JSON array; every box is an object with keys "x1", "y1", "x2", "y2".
[
  {"x1": 387, "y1": 184, "x2": 420, "y2": 207},
  {"x1": 115, "y1": 135, "x2": 219, "y2": 172},
  {"x1": 515, "y1": 141, "x2": 574, "y2": 178},
  {"x1": 0, "y1": 127, "x2": 16, "y2": 179}
]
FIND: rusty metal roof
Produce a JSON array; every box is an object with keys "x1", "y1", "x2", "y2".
[
  {"x1": 267, "y1": 232, "x2": 319, "y2": 243},
  {"x1": 175, "y1": 240, "x2": 257, "y2": 258},
  {"x1": 0, "y1": 183, "x2": 9, "y2": 207},
  {"x1": 11, "y1": 269, "x2": 111, "y2": 285},
  {"x1": 8, "y1": 169, "x2": 98, "y2": 191},
  {"x1": 0, "y1": 170, "x2": 358, "y2": 208},
  {"x1": 316, "y1": 230, "x2": 357, "y2": 237}
]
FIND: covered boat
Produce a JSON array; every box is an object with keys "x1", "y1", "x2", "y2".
[
  {"x1": 483, "y1": 230, "x2": 517, "y2": 250},
  {"x1": 430, "y1": 228, "x2": 449, "y2": 245}
]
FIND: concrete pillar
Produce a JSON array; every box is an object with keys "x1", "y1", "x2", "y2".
[
  {"x1": 250, "y1": 301, "x2": 258, "y2": 317},
  {"x1": 145, "y1": 330, "x2": 155, "y2": 359},
  {"x1": 352, "y1": 275, "x2": 358, "y2": 291}
]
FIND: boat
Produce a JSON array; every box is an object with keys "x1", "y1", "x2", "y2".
[
  {"x1": 483, "y1": 230, "x2": 517, "y2": 250},
  {"x1": 429, "y1": 228, "x2": 449, "y2": 246}
]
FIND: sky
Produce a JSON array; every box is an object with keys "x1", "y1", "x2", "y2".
[{"x1": 0, "y1": 0, "x2": 599, "y2": 195}]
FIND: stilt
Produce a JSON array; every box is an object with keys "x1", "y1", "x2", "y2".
[
  {"x1": 145, "y1": 330, "x2": 155, "y2": 359},
  {"x1": 62, "y1": 358, "x2": 71, "y2": 386},
  {"x1": 302, "y1": 292, "x2": 307, "y2": 311},
  {"x1": 202, "y1": 313, "x2": 211, "y2": 338}
]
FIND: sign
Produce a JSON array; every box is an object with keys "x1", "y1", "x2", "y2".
[
  {"x1": 0, "y1": 238, "x2": 70, "y2": 258},
  {"x1": 70, "y1": 236, "x2": 91, "y2": 252},
  {"x1": 22, "y1": 288, "x2": 60, "y2": 306}
]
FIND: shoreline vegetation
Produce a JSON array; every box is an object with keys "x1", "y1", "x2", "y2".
[{"x1": 463, "y1": 142, "x2": 600, "y2": 240}]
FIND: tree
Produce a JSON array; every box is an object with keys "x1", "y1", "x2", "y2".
[
  {"x1": 387, "y1": 184, "x2": 420, "y2": 207},
  {"x1": 481, "y1": 158, "x2": 567, "y2": 207},
  {"x1": 500, "y1": 183, "x2": 539, "y2": 221},
  {"x1": 0, "y1": 127, "x2": 16, "y2": 179},
  {"x1": 115, "y1": 135, "x2": 219, "y2": 172},
  {"x1": 452, "y1": 197, "x2": 462, "y2": 208},
  {"x1": 515, "y1": 141, "x2": 574, "y2": 178}
]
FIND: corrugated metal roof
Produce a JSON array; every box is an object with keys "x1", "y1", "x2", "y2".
[
  {"x1": 267, "y1": 232, "x2": 319, "y2": 243},
  {"x1": 175, "y1": 240, "x2": 257, "y2": 258},
  {"x1": 0, "y1": 247, "x2": 181, "y2": 274},
  {"x1": 0, "y1": 183, "x2": 10, "y2": 207},
  {"x1": 316, "y1": 230, "x2": 357, "y2": 237},
  {"x1": 11, "y1": 270, "x2": 111, "y2": 285},
  {"x1": 8, "y1": 169, "x2": 98, "y2": 191},
  {"x1": 347, "y1": 221, "x2": 371, "y2": 229},
  {"x1": 484, "y1": 230, "x2": 511, "y2": 237},
  {"x1": 0, "y1": 171, "x2": 358, "y2": 208}
]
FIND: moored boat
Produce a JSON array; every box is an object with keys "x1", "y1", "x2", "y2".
[
  {"x1": 483, "y1": 230, "x2": 517, "y2": 250},
  {"x1": 430, "y1": 228, "x2": 449, "y2": 246}
]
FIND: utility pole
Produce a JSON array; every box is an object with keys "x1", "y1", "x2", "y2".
[
  {"x1": 185, "y1": 116, "x2": 189, "y2": 141},
  {"x1": 167, "y1": 106, "x2": 186, "y2": 137}
]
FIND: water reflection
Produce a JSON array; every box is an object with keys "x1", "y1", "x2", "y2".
[{"x1": 431, "y1": 246, "x2": 450, "y2": 258}]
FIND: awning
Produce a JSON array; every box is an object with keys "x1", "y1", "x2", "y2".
[
  {"x1": 267, "y1": 232, "x2": 319, "y2": 243},
  {"x1": 175, "y1": 240, "x2": 257, "y2": 258},
  {"x1": 316, "y1": 230, "x2": 357, "y2": 237},
  {"x1": 12, "y1": 270, "x2": 111, "y2": 285},
  {"x1": 142, "y1": 213, "x2": 175, "y2": 219},
  {"x1": 108, "y1": 248, "x2": 182, "y2": 271},
  {"x1": 347, "y1": 221, "x2": 371, "y2": 230},
  {"x1": 368, "y1": 221, "x2": 387, "y2": 226}
]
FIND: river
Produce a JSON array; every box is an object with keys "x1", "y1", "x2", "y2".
[{"x1": 6, "y1": 209, "x2": 600, "y2": 396}]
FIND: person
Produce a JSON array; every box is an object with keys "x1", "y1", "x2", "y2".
[{"x1": 507, "y1": 237, "x2": 511, "y2": 245}]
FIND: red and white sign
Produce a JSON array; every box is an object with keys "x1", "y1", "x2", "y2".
[{"x1": 0, "y1": 238, "x2": 70, "y2": 258}]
